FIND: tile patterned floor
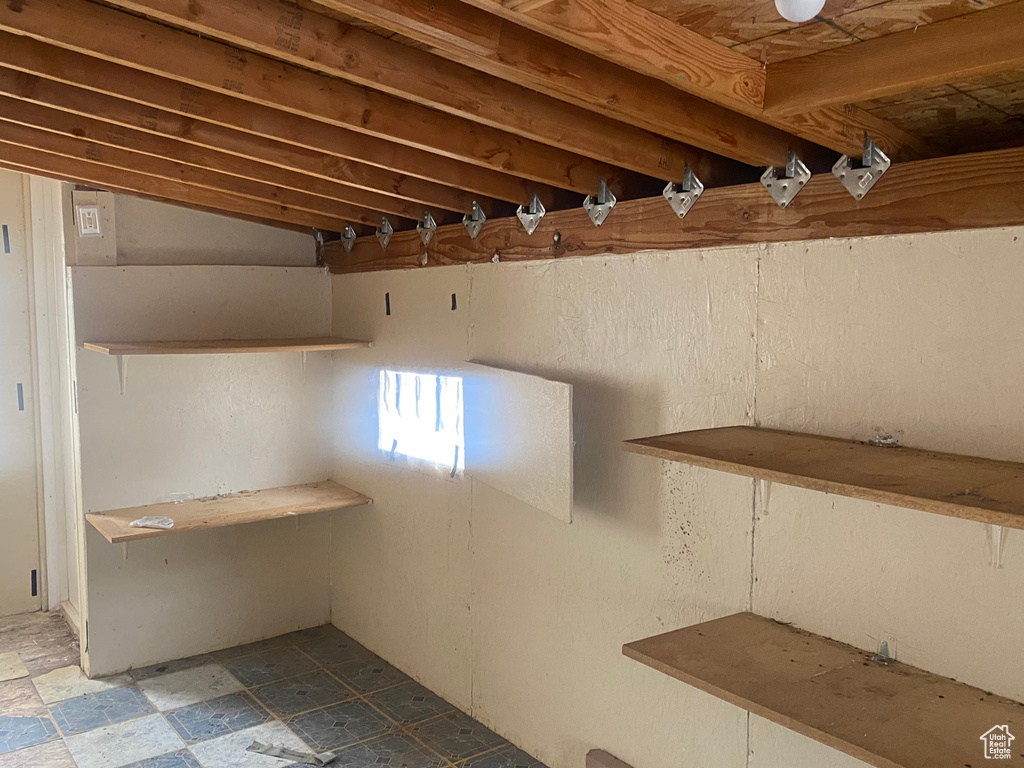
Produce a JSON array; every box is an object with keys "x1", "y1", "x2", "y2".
[{"x1": 0, "y1": 613, "x2": 549, "y2": 768}]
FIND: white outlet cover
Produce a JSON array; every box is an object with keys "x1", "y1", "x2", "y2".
[{"x1": 76, "y1": 205, "x2": 103, "y2": 237}]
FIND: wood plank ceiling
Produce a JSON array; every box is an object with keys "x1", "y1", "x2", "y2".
[{"x1": 0, "y1": 0, "x2": 1020, "y2": 250}]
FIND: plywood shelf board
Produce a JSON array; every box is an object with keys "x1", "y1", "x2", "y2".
[
  {"x1": 624, "y1": 613, "x2": 1024, "y2": 768},
  {"x1": 82, "y1": 337, "x2": 372, "y2": 355},
  {"x1": 85, "y1": 480, "x2": 371, "y2": 543},
  {"x1": 623, "y1": 426, "x2": 1024, "y2": 529}
]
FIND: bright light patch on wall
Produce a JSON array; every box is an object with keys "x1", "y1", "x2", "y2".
[{"x1": 378, "y1": 370, "x2": 464, "y2": 473}]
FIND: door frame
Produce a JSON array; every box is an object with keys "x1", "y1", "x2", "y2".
[{"x1": 23, "y1": 175, "x2": 82, "y2": 621}]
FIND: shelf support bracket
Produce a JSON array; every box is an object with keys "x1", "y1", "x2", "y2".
[
  {"x1": 756, "y1": 478, "x2": 772, "y2": 517},
  {"x1": 987, "y1": 524, "x2": 1007, "y2": 568},
  {"x1": 116, "y1": 355, "x2": 127, "y2": 396}
]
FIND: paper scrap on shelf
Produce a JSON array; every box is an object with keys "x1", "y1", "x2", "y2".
[
  {"x1": 247, "y1": 741, "x2": 337, "y2": 765},
  {"x1": 128, "y1": 516, "x2": 175, "y2": 530}
]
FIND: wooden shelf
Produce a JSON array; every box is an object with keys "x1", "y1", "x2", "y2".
[
  {"x1": 623, "y1": 426, "x2": 1024, "y2": 529},
  {"x1": 624, "y1": 613, "x2": 1024, "y2": 768},
  {"x1": 82, "y1": 337, "x2": 372, "y2": 355},
  {"x1": 86, "y1": 480, "x2": 371, "y2": 543}
]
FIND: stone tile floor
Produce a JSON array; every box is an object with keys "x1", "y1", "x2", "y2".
[{"x1": 0, "y1": 612, "x2": 548, "y2": 768}]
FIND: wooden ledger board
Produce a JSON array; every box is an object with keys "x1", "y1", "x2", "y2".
[
  {"x1": 622, "y1": 426, "x2": 1024, "y2": 529},
  {"x1": 624, "y1": 613, "x2": 1024, "y2": 768},
  {"x1": 86, "y1": 481, "x2": 371, "y2": 543}
]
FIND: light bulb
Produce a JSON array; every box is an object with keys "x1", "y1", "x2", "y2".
[{"x1": 774, "y1": 0, "x2": 825, "y2": 22}]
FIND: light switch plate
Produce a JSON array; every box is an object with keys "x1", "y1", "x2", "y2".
[{"x1": 76, "y1": 205, "x2": 102, "y2": 237}]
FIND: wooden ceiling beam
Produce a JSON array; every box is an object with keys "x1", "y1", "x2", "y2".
[
  {"x1": 0, "y1": 161, "x2": 315, "y2": 233},
  {"x1": 764, "y1": 2, "x2": 1024, "y2": 115},
  {"x1": 101, "y1": 0, "x2": 748, "y2": 187},
  {"x1": 325, "y1": 145, "x2": 1024, "y2": 271},
  {"x1": 343, "y1": 0, "x2": 934, "y2": 161},
  {"x1": 0, "y1": 120, "x2": 398, "y2": 228},
  {"x1": 0, "y1": 33, "x2": 528, "y2": 213},
  {"x1": 0, "y1": 0, "x2": 650, "y2": 199},
  {"x1": 311, "y1": 0, "x2": 833, "y2": 169},
  {"x1": 0, "y1": 85, "x2": 453, "y2": 223},
  {"x1": 0, "y1": 141, "x2": 363, "y2": 232}
]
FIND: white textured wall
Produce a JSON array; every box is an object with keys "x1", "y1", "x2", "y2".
[
  {"x1": 329, "y1": 227, "x2": 1024, "y2": 768},
  {"x1": 0, "y1": 169, "x2": 42, "y2": 616},
  {"x1": 75, "y1": 266, "x2": 334, "y2": 676},
  {"x1": 330, "y1": 254, "x2": 757, "y2": 768},
  {"x1": 114, "y1": 195, "x2": 315, "y2": 267}
]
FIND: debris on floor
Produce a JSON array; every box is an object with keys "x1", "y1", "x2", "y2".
[{"x1": 247, "y1": 739, "x2": 337, "y2": 765}]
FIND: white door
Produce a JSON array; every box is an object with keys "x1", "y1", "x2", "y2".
[{"x1": 0, "y1": 169, "x2": 42, "y2": 616}]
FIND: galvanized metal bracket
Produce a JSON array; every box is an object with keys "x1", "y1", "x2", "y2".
[
  {"x1": 833, "y1": 133, "x2": 891, "y2": 200},
  {"x1": 375, "y1": 216, "x2": 393, "y2": 251},
  {"x1": 463, "y1": 201, "x2": 486, "y2": 240},
  {"x1": 663, "y1": 164, "x2": 704, "y2": 219},
  {"x1": 760, "y1": 150, "x2": 810, "y2": 209},
  {"x1": 583, "y1": 178, "x2": 616, "y2": 227},
  {"x1": 516, "y1": 192, "x2": 546, "y2": 235},
  {"x1": 340, "y1": 225, "x2": 357, "y2": 254},
  {"x1": 416, "y1": 210, "x2": 437, "y2": 246}
]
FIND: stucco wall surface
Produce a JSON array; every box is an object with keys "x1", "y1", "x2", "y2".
[
  {"x1": 329, "y1": 226, "x2": 1024, "y2": 768},
  {"x1": 75, "y1": 265, "x2": 335, "y2": 676}
]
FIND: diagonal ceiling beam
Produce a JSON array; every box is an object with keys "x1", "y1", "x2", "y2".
[
  {"x1": 764, "y1": 1, "x2": 1024, "y2": 116},
  {"x1": 0, "y1": 118, "x2": 401, "y2": 228},
  {"x1": 101, "y1": 0, "x2": 750, "y2": 187},
  {"x1": 0, "y1": 140, "x2": 364, "y2": 232},
  {"x1": 0, "y1": 91, "x2": 445, "y2": 223},
  {"x1": 328, "y1": 0, "x2": 935, "y2": 162},
  {"x1": 0, "y1": 0, "x2": 650, "y2": 199},
  {"x1": 0, "y1": 159, "x2": 315, "y2": 232},
  {"x1": 0, "y1": 68, "x2": 476, "y2": 215},
  {"x1": 0, "y1": 33, "x2": 536, "y2": 212},
  {"x1": 310, "y1": 0, "x2": 834, "y2": 169}
]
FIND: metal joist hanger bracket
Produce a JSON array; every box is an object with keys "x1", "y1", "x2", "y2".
[
  {"x1": 340, "y1": 224, "x2": 357, "y2": 254},
  {"x1": 663, "y1": 164, "x2": 704, "y2": 219},
  {"x1": 417, "y1": 210, "x2": 437, "y2": 246},
  {"x1": 376, "y1": 216, "x2": 393, "y2": 251},
  {"x1": 516, "y1": 192, "x2": 546, "y2": 235},
  {"x1": 833, "y1": 133, "x2": 891, "y2": 200},
  {"x1": 584, "y1": 179, "x2": 616, "y2": 227},
  {"x1": 463, "y1": 201, "x2": 486, "y2": 240},
  {"x1": 760, "y1": 150, "x2": 811, "y2": 209}
]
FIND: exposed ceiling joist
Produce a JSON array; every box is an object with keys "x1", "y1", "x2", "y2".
[
  {"x1": 764, "y1": 2, "x2": 1024, "y2": 116},
  {"x1": 0, "y1": 68, "x2": 476, "y2": 215},
  {"x1": 0, "y1": 91, "x2": 444, "y2": 223},
  {"x1": 353, "y1": 0, "x2": 935, "y2": 161},
  {"x1": 326, "y1": 145, "x2": 1024, "y2": 271},
  {"x1": 0, "y1": 140, "x2": 366, "y2": 232},
  {"x1": 312, "y1": 0, "x2": 834, "y2": 169},
  {"x1": 0, "y1": 32, "x2": 535, "y2": 213},
  {"x1": 0, "y1": 0, "x2": 649, "y2": 199},
  {"x1": 0, "y1": 119, "x2": 398, "y2": 228},
  {"x1": 0, "y1": 160, "x2": 314, "y2": 233},
  {"x1": 102, "y1": 0, "x2": 749, "y2": 187}
]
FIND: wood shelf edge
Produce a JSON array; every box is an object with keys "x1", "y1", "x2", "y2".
[
  {"x1": 85, "y1": 480, "x2": 372, "y2": 543},
  {"x1": 81, "y1": 337, "x2": 373, "y2": 356},
  {"x1": 622, "y1": 427, "x2": 1024, "y2": 530},
  {"x1": 623, "y1": 612, "x2": 1024, "y2": 768}
]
